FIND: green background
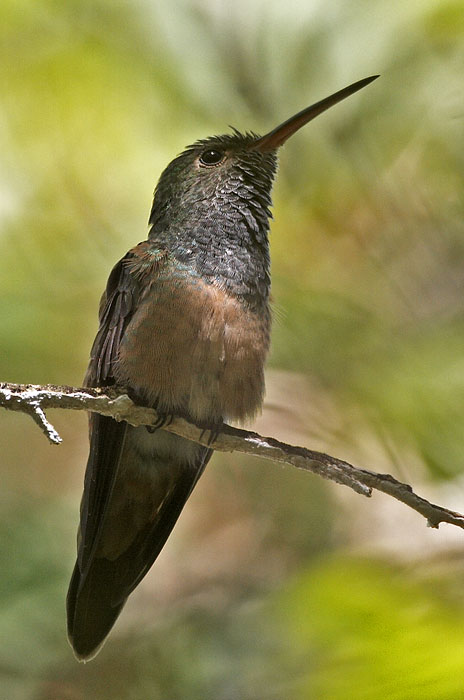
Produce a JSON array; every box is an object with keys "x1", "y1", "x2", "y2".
[{"x1": 2, "y1": 0, "x2": 464, "y2": 697}]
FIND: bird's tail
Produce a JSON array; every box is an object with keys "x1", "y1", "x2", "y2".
[{"x1": 67, "y1": 420, "x2": 212, "y2": 661}]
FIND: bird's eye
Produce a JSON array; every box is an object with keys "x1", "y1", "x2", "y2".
[{"x1": 199, "y1": 149, "x2": 224, "y2": 166}]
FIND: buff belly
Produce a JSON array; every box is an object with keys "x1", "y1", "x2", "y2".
[{"x1": 116, "y1": 275, "x2": 270, "y2": 424}]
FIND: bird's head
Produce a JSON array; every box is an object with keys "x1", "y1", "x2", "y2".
[{"x1": 149, "y1": 75, "x2": 378, "y2": 241}]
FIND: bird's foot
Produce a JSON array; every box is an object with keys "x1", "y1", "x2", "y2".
[
  {"x1": 146, "y1": 411, "x2": 174, "y2": 433},
  {"x1": 198, "y1": 419, "x2": 224, "y2": 446}
]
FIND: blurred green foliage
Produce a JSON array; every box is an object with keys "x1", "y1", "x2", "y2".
[
  {"x1": 2, "y1": 0, "x2": 464, "y2": 697},
  {"x1": 276, "y1": 557, "x2": 464, "y2": 700}
]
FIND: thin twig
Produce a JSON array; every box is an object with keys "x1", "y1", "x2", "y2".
[{"x1": 1, "y1": 381, "x2": 463, "y2": 531}]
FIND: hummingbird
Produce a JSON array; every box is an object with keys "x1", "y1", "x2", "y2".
[{"x1": 67, "y1": 75, "x2": 378, "y2": 660}]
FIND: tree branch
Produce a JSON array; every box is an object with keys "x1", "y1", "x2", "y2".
[{"x1": 1, "y1": 381, "x2": 463, "y2": 532}]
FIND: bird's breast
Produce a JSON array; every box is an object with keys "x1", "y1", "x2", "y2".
[{"x1": 116, "y1": 272, "x2": 271, "y2": 424}]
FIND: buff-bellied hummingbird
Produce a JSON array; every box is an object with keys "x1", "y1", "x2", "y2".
[{"x1": 67, "y1": 75, "x2": 378, "y2": 660}]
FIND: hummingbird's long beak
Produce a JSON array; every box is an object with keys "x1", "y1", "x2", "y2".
[{"x1": 252, "y1": 75, "x2": 379, "y2": 151}]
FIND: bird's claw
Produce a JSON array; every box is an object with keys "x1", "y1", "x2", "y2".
[
  {"x1": 146, "y1": 412, "x2": 173, "y2": 433},
  {"x1": 199, "y1": 421, "x2": 223, "y2": 446}
]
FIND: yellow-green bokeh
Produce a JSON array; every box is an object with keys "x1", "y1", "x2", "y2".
[{"x1": 2, "y1": 1, "x2": 464, "y2": 697}]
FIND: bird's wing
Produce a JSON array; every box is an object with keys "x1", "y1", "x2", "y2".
[
  {"x1": 77, "y1": 244, "x2": 146, "y2": 576},
  {"x1": 67, "y1": 242, "x2": 213, "y2": 660}
]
